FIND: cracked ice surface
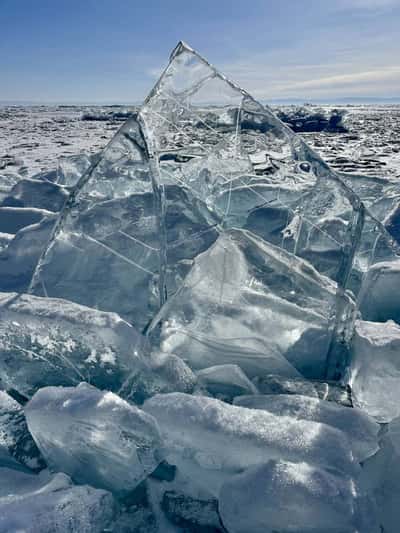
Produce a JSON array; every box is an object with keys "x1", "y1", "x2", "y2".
[
  {"x1": 149, "y1": 228, "x2": 355, "y2": 380},
  {"x1": 29, "y1": 42, "x2": 398, "y2": 370}
]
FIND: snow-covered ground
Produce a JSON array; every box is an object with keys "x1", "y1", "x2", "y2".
[
  {"x1": 302, "y1": 105, "x2": 400, "y2": 179},
  {"x1": 0, "y1": 105, "x2": 135, "y2": 186},
  {"x1": 1, "y1": 104, "x2": 399, "y2": 185}
]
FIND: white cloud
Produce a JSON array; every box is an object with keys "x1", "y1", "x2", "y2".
[
  {"x1": 344, "y1": 0, "x2": 399, "y2": 8},
  {"x1": 285, "y1": 67, "x2": 400, "y2": 90}
]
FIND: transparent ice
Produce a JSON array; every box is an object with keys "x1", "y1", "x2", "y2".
[
  {"x1": 0, "y1": 292, "x2": 145, "y2": 396},
  {"x1": 28, "y1": 42, "x2": 399, "y2": 380},
  {"x1": 25, "y1": 383, "x2": 164, "y2": 496},
  {"x1": 195, "y1": 364, "x2": 258, "y2": 401},
  {"x1": 1, "y1": 41, "x2": 399, "y2": 532},
  {"x1": 148, "y1": 228, "x2": 355, "y2": 379},
  {"x1": 348, "y1": 319, "x2": 400, "y2": 422}
]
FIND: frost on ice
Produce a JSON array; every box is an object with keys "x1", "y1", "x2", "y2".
[
  {"x1": 233, "y1": 393, "x2": 379, "y2": 462},
  {"x1": 0, "y1": 468, "x2": 115, "y2": 533},
  {"x1": 0, "y1": 292, "x2": 146, "y2": 396}
]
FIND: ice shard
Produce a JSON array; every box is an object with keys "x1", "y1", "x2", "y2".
[
  {"x1": 28, "y1": 41, "x2": 399, "y2": 377},
  {"x1": 29, "y1": 114, "x2": 217, "y2": 331},
  {"x1": 219, "y1": 460, "x2": 378, "y2": 533},
  {"x1": 148, "y1": 228, "x2": 355, "y2": 380},
  {"x1": 0, "y1": 468, "x2": 116, "y2": 532},
  {"x1": 143, "y1": 392, "x2": 359, "y2": 496},
  {"x1": 0, "y1": 292, "x2": 146, "y2": 397},
  {"x1": 25, "y1": 383, "x2": 164, "y2": 495}
]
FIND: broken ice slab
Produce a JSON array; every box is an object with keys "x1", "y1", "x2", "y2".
[
  {"x1": 0, "y1": 206, "x2": 53, "y2": 234},
  {"x1": 233, "y1": 394, "x2": 379, "y2": 462},
  {"x1": 0, "y1": 468, "x2": 115, "y2": 533},
  {"x1": 0, "y1": 292, "x2": 146, "y2": 397},
  {"x1": 140, "y1": 41, "x2": 395, "y2": 288},
  {"x1": 25, "y1": 383, "x2": 164, "y2": 496},
  {"x1": 149, "y1": 228, "x2": 355, "y2": 379},
  {"x1": 14, "y1": 44, "x2": 361, "y2": 334},
  {"x1": 0, "y1": 390, "x2": 45, "y2": 472},
  {"x1": 195, "y1": 364, "x2": 258, "y2": 401},
  {"x1": 347, "y1": 210, "x2": 400, "y2": 298},
  {"x1": 219, "y1": 460, "x2": 379, "y2": 533},
  {"x1": 276, "y1": 106, "x2": 348, "y2": 133},
  {"x1": 1, "y1": 178, "x2": 69, "y2": 212},
  {"x1": 0, "y1": 215, "x2": 57, "y2": 293},
  {"x1": 28, "y1": 117, "x2": 162, "y2": 330},
  {"x1": 143, "y1": 392, "x2": 359, "y2": 496},
  {"x1": 56, "y1": 153, "x2": 92, "y2": 187},
  {"x1": 118, "y1": 350, "x2": 197, "y2": 405},
  {"x1": 357, "y1": 260, "x2": 400, "y2": 323},
  {"x1": 252, "y1": 373, "x2": 352, "y2": 406},
  {"x1": 161, "y1": 490, "x2": 224, "y2": 532},
  {"x1": 338, "y1": 172, "x2": 400, "y2": 221},
  {"x1": 254, "y1": 373, "x2": 320, "y2": 398},
  {"x1": 30, "y1": 158, "x2": 218, "y2": 330},
  {"x1": 348, "y1": 319, "x2": 400, "y2": 422}
]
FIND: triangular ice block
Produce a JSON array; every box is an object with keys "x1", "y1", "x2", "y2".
[{"x1": 29, "y1": 42, "x2": 398, "y2": 367}]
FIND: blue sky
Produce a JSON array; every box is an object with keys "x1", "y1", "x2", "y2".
[{"x1": 0, "y1": 0, "x2": 399, "y2": 103}]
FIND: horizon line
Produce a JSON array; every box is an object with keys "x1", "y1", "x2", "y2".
[{"x1": 1, "y1": 96, "x2": 400, "y2": 107}]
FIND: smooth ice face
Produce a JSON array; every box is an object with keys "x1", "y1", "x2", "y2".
[
  {"x1": 196, "y1": 364, "x2": 258, "y2": 401},
  {"x1": 0, "y1": 292, "x2": 146, "y2": 396},
  {"x1": 56, "y1": 153, "x2": 92, "y2": 187},
  {"x1": 29, "y1": 118, "x2": 160, "y2": 331},
  {"x1": 338, "y1": 171, "x2": 400, "y2": 226},
  {"x1": 143, "y1": 392, "x2": 358, "y2": 496},
  {"x1": 358, "y1": 260, "x2": 400, "y2": 323},
  {"x1": 29, "y1": 113, "x2": 218, "y2": 331},
  {"x1": 25, "y1": 383, "x2": 164, "y2": 495},
  {"x1": 139, "y1": 41, "x2": 399, "y2": 292},
  {"x1": 0, "y1": 468, "x2": 115, "y2": 533},
  {"x1": 233, "y1": 394, "x2": 379, "y2": 462},
  {"x1": 360, "y1": 434, "x2": 400, "y2": 533},
  {"x1": 0, "y1": 215, "x2": 57, "y2": 293},
  {"x1": 27, "y1": 41, "x2": 398, "y2": 354},
  {"x1": 219, "y1": 460, "x2": 375, "y2": 533},
  {"x1": 118, "y1": 350, "x2": 197, "y2": 405},
  {"x1": 0, "y1": 206, "x2": 52, "y2": 234},
  {"x1": 0, "y1": 391, "x2": 45, "y2": 472},
  {"x1": 348, "y1": 319, "x2": 400, "y2": 422},
  {"x1": 1, "y1": 178, "x2": 69, "y2": 213},
  {"x1": 150, "y1": 228, "x2": 355, "y2": 379}
]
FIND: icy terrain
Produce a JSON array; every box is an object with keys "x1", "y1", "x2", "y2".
[{"x1": 0, "y1": 42, "x2": 400, "y2": 532}]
